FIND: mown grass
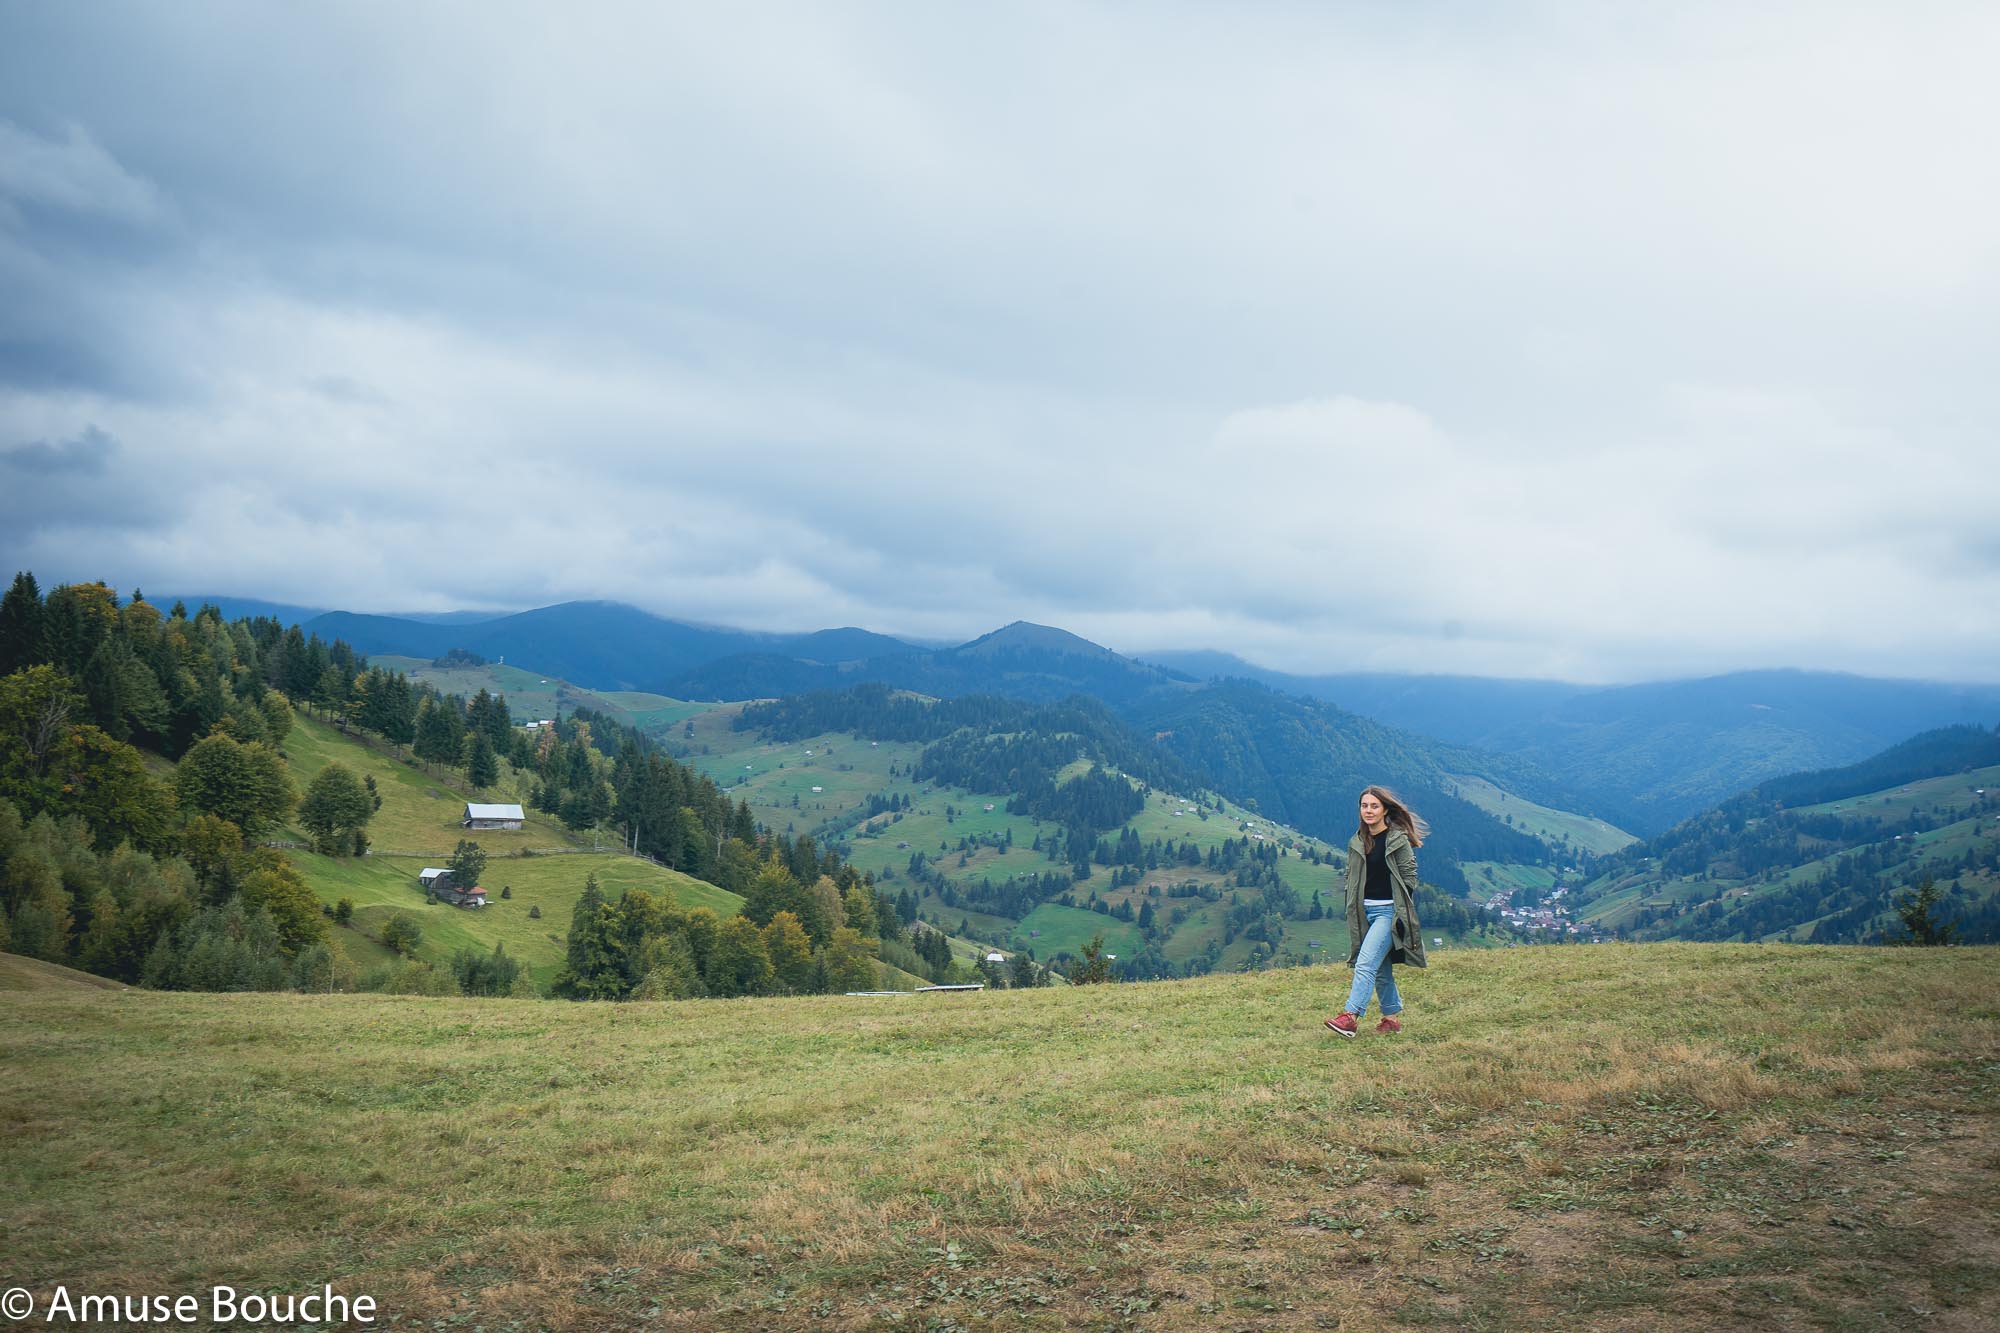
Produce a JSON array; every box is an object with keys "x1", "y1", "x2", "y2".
[{"x1": 3, "y1": 944, "x2": 1994, "y2": 1330}]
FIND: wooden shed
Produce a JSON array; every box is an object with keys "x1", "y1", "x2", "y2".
[{"x1": 462, "y1": 802, "x2": 524, "y2": 831}]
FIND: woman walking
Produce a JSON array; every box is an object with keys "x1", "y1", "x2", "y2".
[{"x1": 1326, "y1": 786, "x2": 1428, "y2": 1037}]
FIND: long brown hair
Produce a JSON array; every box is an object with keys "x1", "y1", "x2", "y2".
[{"x1": 1357, "y1": 785, "x2": 1427, "y2": 852}]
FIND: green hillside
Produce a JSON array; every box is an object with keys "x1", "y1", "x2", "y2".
[
  {"x1": 676, "y1": 701, "x2": 1518, "y2": 974},
  {"x1": 275, "y1": 711, "x2": 576, "y2": 854},
  {"x1": 1445, "y1": 772, "x2": 1638, "y2": 857},
  {"x1": 300, "y1": 852, "x2": 741, "y2": 988},
  {"x1": 5, "y1": 945, "x2": 1993, "y2": 1329},
  {"x1": 276, "y1": 713, "x2": 744, "y2": 984},
  {"x1": 1574, "y1": 751, "x2": 2000, "y2": 945}
]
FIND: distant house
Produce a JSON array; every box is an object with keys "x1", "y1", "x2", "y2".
[
  {"x1": 985, "y1": 952, "x2": 1006, "y2": 964},
  {"x1": 442, "y1": 883, "x2": 488, "y2": 908},
  {"x1": 462, "y1": 802, "x2": 524, "y2": 830},
  {"x1": 418, "y1": 868, "x2": 454, "y2": 893}
]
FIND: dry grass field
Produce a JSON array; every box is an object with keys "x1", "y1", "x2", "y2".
[{"x1": 3, "y1": 944, "x2": 1996, "y2": 1330}]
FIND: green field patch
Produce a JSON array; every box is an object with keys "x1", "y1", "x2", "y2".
[
  {"x1": 1010, "y1": 903, "x2": 1143, "y2": 959},
  {"x1": 1447, "y1": 773, "x2": 1638, "y2": 856},
  {"x1": 1272, "y1": 854, "x2": 1344, "y2": 903},
  {"x1": 1462, "y1": 861, "x2": 1559, "y2": 901},
  {"x1": 592, "y1": 691, "x2": 712, "y2": 732}
]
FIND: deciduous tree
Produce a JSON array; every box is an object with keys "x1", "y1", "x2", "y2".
[
  {"x1": 172, "y1": 732, "x2": 296, "y2": 839},
  {"x1": 298, "y1": 761, "x2": 373, "y2": 855}
]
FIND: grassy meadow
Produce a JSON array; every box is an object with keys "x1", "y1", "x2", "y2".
[
  {"x1": 277, "y1": 711, "x2": 576, "y2": 856},
  {"x1": 1446, "y1": 773, "x2": 1639, "y2": 858},
  {"x1": 4, "y1": 943, "x2": 1995, "y2": 1330},
  {"x1": 302, "y1": 851, "x2": 743, "y2": 988}
]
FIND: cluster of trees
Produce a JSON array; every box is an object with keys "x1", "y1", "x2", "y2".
[
  {"x1": 0, "y1": 575, "x2": 350, "y2": 993},
  {"x1": 0, "y1": 574, "x2": 340, "y2": 763},
  {"x1": 525, "y1": 707, "x2": 758, "y2": 887},
  {"x1": 0, "y1": 786, "x2": 337, "y2": 989},
  {"x1": 552, "y1": 853, "x2": 962, "y2": 1000},
  {"x1": 412, "y1": 687, "x2": 514, "y2": 789}
]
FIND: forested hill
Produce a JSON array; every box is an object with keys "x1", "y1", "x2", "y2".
[
  {"x1": 0, "y1": 574, "x2": 885, "y2": 1000},
  {"x1": 738, "y1": 684, "x2": 1203, "y2": 839},
  {"x1": 1126, "y1": 680, "x2": 1599, "y2": 891},
  {"x1": 1748, "y1": 725, "x2": 2000, "y2": 813},
  {"x1": 738, "y1": 680, "x2": 1611, "y2": 896},
  {"x1": 1571, "y1": 724, "x2": 2000, "y2": 945},
  {"x1": 304, "y1": 601, "x2": 920, "y2": 695}
]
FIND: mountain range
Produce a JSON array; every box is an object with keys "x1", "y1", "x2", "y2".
[{"x1": 175, "y1": 595, "x2": 2000, "y2": 835}]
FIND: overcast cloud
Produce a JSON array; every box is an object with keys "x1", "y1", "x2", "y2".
[{"x1": 2, "y1": 2, "x2": 1996, "y2": 683}]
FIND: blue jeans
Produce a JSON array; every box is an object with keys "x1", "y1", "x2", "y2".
[{"x1": 1345, "y1": 899, "x2": 1403, "y2": 1018}]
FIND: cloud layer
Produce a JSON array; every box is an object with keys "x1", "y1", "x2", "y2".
[{"x1": 2, "y1": 3, "x2": 1997, "y2": 682}]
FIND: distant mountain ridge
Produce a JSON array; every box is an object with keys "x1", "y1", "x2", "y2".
[
  {"x1": 668, "y1": 620, "x2": 1192, "y2": 707},
  {"x1": 1141, "y1": 651, "x2": 2000, "y2": 833},
  {"x1": 299, "y1": 601, "x2": 921, "y2": 693}
]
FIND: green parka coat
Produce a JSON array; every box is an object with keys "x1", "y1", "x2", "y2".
[{"x1": 1345, "y1": 827, "x2": 1428, "y2": 970}]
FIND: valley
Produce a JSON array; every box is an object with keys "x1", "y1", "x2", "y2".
[{"x1": 670, "y1": 696, "x2": 1536, "y2": 976}]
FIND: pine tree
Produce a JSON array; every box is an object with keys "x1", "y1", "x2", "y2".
[
  {"x1": 553, "y1": 874, "x2": 626, "y2": 999},
  {"x1": 1069, "y1": 933, "x2": 1112, "y2": 984},
  {"x1": 414, "y1": 700, "x2": 458, "y2": 771},
  {"x1": 1890, "y1": 875, "x2": 1958, "y2": 946},
  {"x1": 0, "y1": 571, "x2": 44, "y2": 676},
  {"x1": 465, "y1": 731, "x2": 499, "y2": 790}
]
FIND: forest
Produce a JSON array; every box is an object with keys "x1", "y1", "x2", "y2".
[{"x1": 0, "y1": 573, "x2": 959, "y2": 999}]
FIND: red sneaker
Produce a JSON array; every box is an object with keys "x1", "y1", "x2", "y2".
[
  {"x1": 1325, "y1": 1012, "x2": 1358, "y2": 1038},
  {"x1": 1376, "y1": 1017, "x2": 1402, "y2": 1034}
]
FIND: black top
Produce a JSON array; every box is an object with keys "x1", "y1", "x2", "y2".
[{"x1": 1364, "y1": 831, "x2": 1392, "y2": 900}]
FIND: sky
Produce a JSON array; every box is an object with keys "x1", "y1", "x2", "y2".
[{"x1": 2, "y1": 3, "x2": 1997, "y2": 684}]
